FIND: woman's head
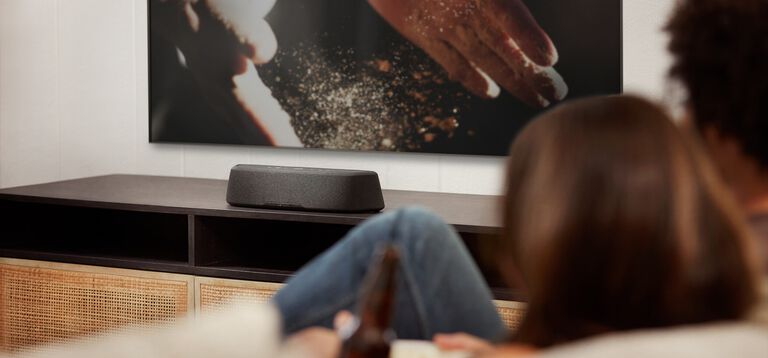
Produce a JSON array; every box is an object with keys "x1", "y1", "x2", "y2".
[{"x1": 499, "y1": 95, "x2": 761, "y2": 347}]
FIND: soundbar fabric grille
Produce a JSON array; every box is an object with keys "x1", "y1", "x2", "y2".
[
  {"x1": 227, "y1": 165, "x2": 385, "y2": 212},
  {"x1": 0, "y1": 263, "x2": 190, "y2": 353}
]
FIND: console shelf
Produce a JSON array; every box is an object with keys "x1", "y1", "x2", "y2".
[{"x1": 0, "y1": 174, "x2": 518, "y2": 300}]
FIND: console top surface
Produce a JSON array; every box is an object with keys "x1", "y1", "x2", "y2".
[{"x1": 0, "y1": 175, "x2": 502, "y2": 233}]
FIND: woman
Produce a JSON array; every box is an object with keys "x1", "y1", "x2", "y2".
[{"x1": 274, "y1": 95, "x2": 763, "y2": 355}]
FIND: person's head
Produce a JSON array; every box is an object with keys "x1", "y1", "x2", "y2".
[
  {"x1": 497, "y1": 95, "x2": 762, "y2": 347},
  {"x1": 666, "y1": 0, "x2": 768, "y2": 202}
]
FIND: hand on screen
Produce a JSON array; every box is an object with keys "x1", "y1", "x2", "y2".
[
  {"x1": 152, "y1": 0, "x2": 300, "y2": 146},
  {"x1": 368, "y1": 0, "x2": 568, "y2": 107}
]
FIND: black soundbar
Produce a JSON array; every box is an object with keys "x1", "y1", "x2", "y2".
[{"x1": 226, "y1": 165, "x2": 385, "y2": 213}]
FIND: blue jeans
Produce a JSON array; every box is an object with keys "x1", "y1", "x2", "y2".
[{"x1": 273, "y1": 207, "x2": 507, "y2": 341}]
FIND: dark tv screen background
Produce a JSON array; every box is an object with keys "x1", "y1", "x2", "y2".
[{"x1": 149, "y1": 0, "x2": 621, "y2": 156}]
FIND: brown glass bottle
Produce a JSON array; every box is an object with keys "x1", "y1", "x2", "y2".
[{"x1": 338, "y1": 246, "x2": 400, "y2": 358}]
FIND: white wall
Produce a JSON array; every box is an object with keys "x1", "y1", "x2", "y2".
[{"x1": 0, "y1": 0, "x2": 675, "y2": 194}]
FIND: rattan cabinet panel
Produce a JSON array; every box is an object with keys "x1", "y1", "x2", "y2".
[
  {"x1": 0, "y1": 259, "x2": 193, "y2": 353},
  {"x1": 194, "y1": 277, "x2": 526, "y2": 330},
  {"x1": 195, "y1": 277, "x2": 283, "y2": 314},
  {"x1": 493, "y1": 300, "x2": 527, "y2": 331}
]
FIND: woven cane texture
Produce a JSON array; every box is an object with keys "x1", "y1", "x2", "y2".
[
  {"x1": 0, "y1": 263, "x2": 190, "y2": 353},
  {"x1": 494, "y1": 300, "x2": 527, "y2": 331},
  {"x1": 197, "y1": 279, "x2": 283, "y2": 314},
  {"x1": 195, "y1": 278, "x2": 526, "y2": 331}
]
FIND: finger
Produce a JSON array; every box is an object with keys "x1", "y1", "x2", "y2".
[
  {"x1": 334, "y1": 311, "x2": 361, "y2": 341},
  {"x1": 206, "y1": 0, "x2": 276, "y2": 19},
  {"x1": 420, "y1": 39, "x2": 499, "y2": 99},
  {"x1": 240, "y1": 19, "x2": 278, "y2": 64},
  {"x1": 183, "y1": 2, "x2": 200, "y2": 32},
  {"x1": 534, "y1": 65, "x2": 568, "y2": 102},
  {"x1": 434, "y1": 333, "x2": 468, "y2": 350},
  {"x1": 233, "y1": 65, "x2": 302, "y2": 146},
  {"x1": 482, "y1": 0, "x2": 558, "y2": 66},
  {"x1": 333, "y1": 311, "x2": 355, "y2": 332},
  {"x1": 434, "y1": 333, "x2": 494, "y2": 353},
  {"x1": 449, "y1": 25, "x2": 549, "y2": 107},
  {"x1": 204, "y1": 0, "x2": 279, "y2": 63},
  {"x1": 471, "y1": 18, "x2": 568, "y2": 103}
]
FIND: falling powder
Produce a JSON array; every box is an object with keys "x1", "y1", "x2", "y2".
[{"x1": 258, "y1": 41, "x2": 473, "y2": 151}]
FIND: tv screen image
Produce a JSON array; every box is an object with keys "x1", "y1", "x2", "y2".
[{"x1": 149, "y1": 0, "x2": 621, "y2": 156}]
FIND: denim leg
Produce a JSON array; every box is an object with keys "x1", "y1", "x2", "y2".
[{"x1": 273, "y1": 207, "x2": 506, "y2": 341}]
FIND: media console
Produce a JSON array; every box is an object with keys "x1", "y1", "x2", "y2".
[{"x1": 0, "y1": 175, "x2": 523, "y2": 351}]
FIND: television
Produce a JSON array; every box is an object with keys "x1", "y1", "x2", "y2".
[{"x1": 149, "y1": 0, "x2": 621, "y2": 156}]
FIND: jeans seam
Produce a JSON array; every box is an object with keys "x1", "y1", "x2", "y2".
[
  {"x1": 398, "y1": 257, "x2": 432, "y2": 338},
  {"x1": 392, "y1": 209, "x2": 432, "y2": 339}
]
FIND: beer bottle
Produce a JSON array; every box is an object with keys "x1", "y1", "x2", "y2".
[{"x1": 338, "y1": 245, "x2": 400, "y2": 358}]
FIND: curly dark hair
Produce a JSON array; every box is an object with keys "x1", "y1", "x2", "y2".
[{"x1": 666, "y1": 0, "x2": 768, "y2": 169}]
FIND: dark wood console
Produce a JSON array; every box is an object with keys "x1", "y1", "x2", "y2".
[{"x1": 0, "y1": 175, "x2": 517, "y2": 299}]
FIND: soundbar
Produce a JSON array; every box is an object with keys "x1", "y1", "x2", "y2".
[{"x1": 226, "y1": 165, "x2": 385, "y2": 213}]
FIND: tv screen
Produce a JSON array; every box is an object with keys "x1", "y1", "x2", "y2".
[{"x1": 149, "y1": 0, "x2": 621, "y2": 156}]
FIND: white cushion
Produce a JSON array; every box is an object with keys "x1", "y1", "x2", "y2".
[{"x1": 541, "y1": 322, "x2": 768, "y2": 358}]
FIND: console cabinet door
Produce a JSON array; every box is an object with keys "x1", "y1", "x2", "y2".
[
  {"x1": 0, "y1": 258, "x2": 194, "y2": 353},
  {"x1": 194, "y1": 277, "x2": 283, "y2": 315}
]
